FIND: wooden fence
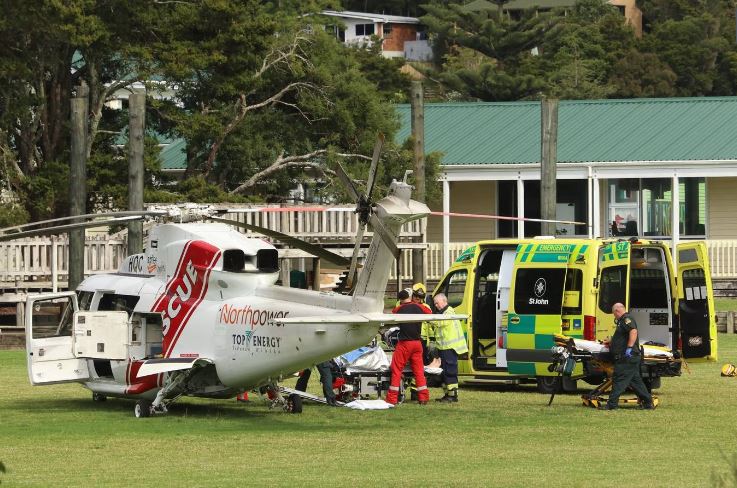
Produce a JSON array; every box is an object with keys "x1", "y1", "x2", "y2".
[
  {"x1": 0, "y1": 236, "x2": 126, "y2": 292},
  {"x1": 2, "y1": 234, "x2": 737, "y2": 291}
]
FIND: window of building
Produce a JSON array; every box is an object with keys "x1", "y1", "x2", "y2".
[
  {"x1": 355, "y1": 23, "x2": 375, "y2": 36},
  {"x1": 383, "y1": 23, "x2": 392, "y2": 37},
  {"x1": 608, "y1": 177, "x2": 706, "y2": 237},
  {"x1": 497, "y1": 179, "x2": 589, "y2": 238}
]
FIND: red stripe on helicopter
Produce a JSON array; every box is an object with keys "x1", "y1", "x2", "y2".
[
  {"x1": 150, "y1": 240, "x2": 222, "y2": 358},
  {"x1": 125, "y1": 360, "x2": 160, "y2": 395},
  {"x1": 150, "y1": 240, "x2": 193, "y2": 311}
]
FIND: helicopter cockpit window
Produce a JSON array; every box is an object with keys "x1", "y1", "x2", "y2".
[
  {"x1": 98, "y1": 294, "x2": 139, "y2": 316},
  {"x1": 223, "y1": 249, "x2": 247, "y2": 272},
  {"x1": 257, "y1": 249, "x2": 279, "y2": 273}
]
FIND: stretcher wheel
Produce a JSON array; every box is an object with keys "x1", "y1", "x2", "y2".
[
  {"x1": 644, "y1": 377, "x2": 661, "y2": 392},
  {"x1": 536, "y1": 376, "x2": 562, "y2": 395}
]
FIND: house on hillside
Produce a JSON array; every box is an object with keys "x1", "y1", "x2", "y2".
[
  {"x1": 396, "y1": 97, "x2": 737, "y2": 268},
  {"x1": 463, "y1": 0, "x2": 642, "y2": 37},
  {"x1": 320, "y1": 10, "x2": 432, "y2": 61}
]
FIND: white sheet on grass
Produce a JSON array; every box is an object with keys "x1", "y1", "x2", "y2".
[{"x1": 344, "y1": 399, "x2": 395, "y2": 410}]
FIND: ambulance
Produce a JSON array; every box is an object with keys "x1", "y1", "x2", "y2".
[{"x1": 431, "y1": 238, "x2": 717, "y2": 392}]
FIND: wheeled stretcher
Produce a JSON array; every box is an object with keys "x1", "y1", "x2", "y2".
[
  {"x1": 332, "y1": 345, "x2": 442, "y2": 403},
  {"x1": 549, "y1": 335, "x2": 681, "y2": 408}
]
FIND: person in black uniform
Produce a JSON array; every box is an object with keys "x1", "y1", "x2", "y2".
[
  {"x1": 600, "y1": 302, "x2": 655, "y2": 410},
  {"x1": 296, "y1": 361, "x2": 337, "y2": 406}
]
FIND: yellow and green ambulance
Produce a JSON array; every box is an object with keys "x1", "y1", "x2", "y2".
[{"x1": 432, "y1": 238, "x2": 717, "y2": 392}]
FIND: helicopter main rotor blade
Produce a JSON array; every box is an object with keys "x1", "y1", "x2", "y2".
[
  {"x1": 365, "y1": 133, "x2": 384, "y2": 201},
  {"x1": 345, "y1": 224, "x2": 365, "y2": 289},
  {"x1": 0, "y1": 216, "x2": 145, "y2": 243},
  {"x1": 368, "y1": 213, "x2": 400, "y2": 260},
  {"x1": 0, "y1": 210, "x2": 168, "y2": 234},
  {"x1": 333, "y1": 161, "x2": 361, "y2": 203},
  {"x1": 208, "y1": 216, "x2": 351, "y2": 267}
]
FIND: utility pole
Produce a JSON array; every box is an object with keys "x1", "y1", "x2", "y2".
[
  {"x1": 410, "y1": 80, "x2": 426, "y2": 285},
  {"x1": 541, "y1": 98, "x2": 558, "y2": 236},
  {"x1": 128, "y1": 92, "x2": 145, "y2": 255},
  {"x1": 69, "y1": 82, "x2": 88, "y2": 290}
]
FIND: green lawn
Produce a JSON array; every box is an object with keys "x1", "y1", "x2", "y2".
[
  {"x1": 2, "y1": 337, "x2": 737, "y2": 487},
  {"x1": 715, "y1": 298, "x2": 737, "y2": 312}
]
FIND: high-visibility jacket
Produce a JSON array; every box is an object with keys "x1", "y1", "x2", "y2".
[{"x1": 435, "y1": 305, "x2": 468, "y2": 354}]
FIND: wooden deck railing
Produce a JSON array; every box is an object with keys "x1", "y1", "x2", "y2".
[{"x1": 3, "y1": 233, "x2": 737, "y2": 291}]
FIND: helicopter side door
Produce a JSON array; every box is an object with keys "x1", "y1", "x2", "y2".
[
  {"x1": 26, "y1": 293, "x2": 130, "y2": 385},
  {"x1": 26, "y1": 292, "x2": 89, "y2": 385}
]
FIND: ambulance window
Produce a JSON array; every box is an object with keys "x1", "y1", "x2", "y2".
[
  {"x1": 514, "y1": 268, "x2": 566, "y2": 315},
  {"x1": 598, "y1": 265, "x2": 627, "y2": 312},
  {"x1": 563, "y1": 268, "x2": 583, "y2": 315},
  {"x1": 437, "y1": 270, "x2": 467, "y2": 307},
  {"x1": 630, "y1": 268, "x2": 668, "y2": 308},
  {"x1": 682, "y1": 269, "x2": 707, "y2": 301}
]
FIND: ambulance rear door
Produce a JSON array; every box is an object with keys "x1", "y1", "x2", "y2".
[
  {"x1": 506, "y1": 243, "x2": 572, "y2": 376},
  {"x1": 595, "y1": 241, "x2": 631, "y2": 340},
  {"x1": 676, "y1": 242, "x2": 717, "y2": 361}
]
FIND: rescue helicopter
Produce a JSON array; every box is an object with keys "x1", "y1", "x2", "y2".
[
  {"x1": 0, "y1": 138, "x2": 457, "y2": 417},
  {"x1": 1, "y1": 139, "x2": 581, "y2": 418}
]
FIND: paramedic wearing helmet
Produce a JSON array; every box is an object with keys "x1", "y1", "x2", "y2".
[
  {"x1": 432, "y1": 293, "x2": 469, "y2": 403},
  {"x1": 600, "y1": 303, "x2": 655, "y2": 410},
  {"x1": 386, "y1": 288, "x2": 430, "y2": 405}
]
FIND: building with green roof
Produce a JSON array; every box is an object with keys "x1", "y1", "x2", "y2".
[{"x1": 395, "y1": 97, "x2": 737, "y2": 268}]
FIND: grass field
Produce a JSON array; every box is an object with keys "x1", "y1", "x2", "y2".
[
  {"x1": 2, "y1": 337, "x2": 737, "y2": 488},
  {"x1": 715, "y1": 298, "x2": 737, "y2": 312}
]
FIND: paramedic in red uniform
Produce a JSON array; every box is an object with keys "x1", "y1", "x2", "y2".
[{"x1": 386, "y1": 288, "x2": 430, "y2": 405}]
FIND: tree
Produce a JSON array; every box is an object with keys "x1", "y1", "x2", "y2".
[
  {"x1": 642, "y1": 13, "x2": 731, "y2": 96},
  {"x1": 0, "y1": 0, "x2": 423, "y2": 220},
  {"x1": 421, "y1": 3, "x2": 553, "y2": 101},
  {"x1": 146, "y1": 1, "x2": 415, "y2": 198},
  {"x1": 0, "y1": 0, "x2": 162, "y2": 221},
  {"x1": 538, "y1": 0, "x2": 636, "y2": 99}
]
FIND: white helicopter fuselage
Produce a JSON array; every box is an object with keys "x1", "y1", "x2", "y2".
[
  {"x1": 72, "y1": 223, "x2": 379, "y2": 400},
  {"x1": 24, "y1": 181, "x2": 444, "y2": 414}
]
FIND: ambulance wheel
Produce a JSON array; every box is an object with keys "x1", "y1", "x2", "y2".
[
  {"x1": 92, "y1": 393, "x2": 107, "y2": 402},
  {"x1": 536, "y1": 376, "x2": 562, "y2": 394},
  {"x1": 134, "y1": 400, "x2": 153, "y2": 418},
  {"x1": 286, "y1": 394, "x2": 303, "y2": 414}
]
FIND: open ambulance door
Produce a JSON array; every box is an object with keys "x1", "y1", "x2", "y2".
[
  {"x1": 676, "y1": 242, "x2": 717, "y2": 361},
  {"x1": 26, "y1": 292, "x2": 130, "y2": 385},
  {"x1": 595, "y1": 242, "x2": 631, "y2": 340},
  {"x1": 506, "y1": 243, "x2": 570, "y2": 376}
]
